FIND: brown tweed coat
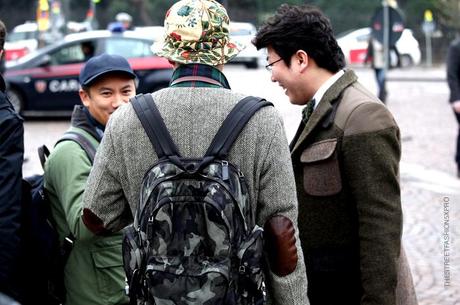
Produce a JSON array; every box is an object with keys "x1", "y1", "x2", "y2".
[{"x1": 291, "y1": 70, "x2": 417, "y2": 305}]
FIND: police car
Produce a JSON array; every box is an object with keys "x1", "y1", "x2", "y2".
[{"x1": 5, "y1": 30, "x2": 173, "y2": 116}]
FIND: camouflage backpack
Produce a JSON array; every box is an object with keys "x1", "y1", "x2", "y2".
[{"x1": 123, "y1": 93, "x2": 272, "y2": 305}]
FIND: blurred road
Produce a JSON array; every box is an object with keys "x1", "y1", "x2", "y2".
[{"x1": 22, "y1": 64, "x2": 459, "y2": 304}]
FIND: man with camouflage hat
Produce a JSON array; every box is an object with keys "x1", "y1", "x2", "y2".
[{"x1": 82, "y1": 0, "x2": 309, "y2": 304}]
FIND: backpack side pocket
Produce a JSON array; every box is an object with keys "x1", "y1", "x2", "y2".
[{"x1": 237, "y1": 226, "x2": 265, "y2": 304}]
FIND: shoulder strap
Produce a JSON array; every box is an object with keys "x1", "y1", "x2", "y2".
[
  {"x1": 131, "y1": 93, "x2": 182, "y2": 160},
  {"x1": 205, "y1": 96, "x2": 273, "y2": 160},
  {"x1": 56, "y1": 131, "x2": 97, "y2": 164},
  {"x1": 38, "y1": 145, "x2": 50, "y2": 170}
]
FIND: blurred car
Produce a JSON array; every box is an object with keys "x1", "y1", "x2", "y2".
[
  {"x1": 133, "y1": 26, "x2": 165, "y2": 41},
  {"x1": 336, "y1": 27, "x2": 421, "y2": 67},
  {"x1": 228, "y1": 22, "x2": 263, "y2": 69},
  {"x1": 4, "y1": 22, "x2": 39, "y2": 61},
  {"x1": 5, "y1": 30, "x2": 173, "y2": 116}
]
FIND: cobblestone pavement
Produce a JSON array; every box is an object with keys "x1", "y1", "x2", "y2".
[
  {"x1": 23, "y1": 65, "x2": 459, "y2": 304},
  {"x1": 383, "y1": 67, "x2": 460, "y2": 305}
]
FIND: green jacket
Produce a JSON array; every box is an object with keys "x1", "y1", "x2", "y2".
[
  {"x1": 291, "y1": 70, "x2": 402, "y2": 305},
  {"x1": 45, "y1": 106, "x2": 128, "y2": 305}
]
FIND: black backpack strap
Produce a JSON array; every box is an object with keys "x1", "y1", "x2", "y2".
[
  {"x1": 56, "y1": 131, "x2": 97, "y2": 164},
  {"x1": 38, "y1": 145, "x2": 50, "y2": 170},
  {"x1": 205, "y1": 96, "x2": 273, "y2": 160},
  {"x1": 131, "y1": 93, "x2": 182, "y2": 160}
]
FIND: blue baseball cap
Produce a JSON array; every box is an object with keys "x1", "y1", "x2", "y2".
[{"x1": 79, "y1": 53, "x2": 136, "y2": 86}]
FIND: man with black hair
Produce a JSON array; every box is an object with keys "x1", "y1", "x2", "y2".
[
  {"x1": 254, "y1": 4, "x2": 411, "y2": 305},
  {"x1": 0, "y1": 19, "x2": 24, "y2": 303},
  {"x1": 44, "y1": 53, "x2": 136, "y2": 305}
]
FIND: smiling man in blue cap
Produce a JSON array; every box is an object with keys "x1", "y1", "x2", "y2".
[{"x1": 44, "y1": 53, "x2": 136, "y2": 305}]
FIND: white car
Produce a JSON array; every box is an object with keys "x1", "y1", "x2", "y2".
[
  {"x1": 134, "y1": 26, "x2": 165, "y2": 42},
  {"x1": 336, "y1": 27, "x2": 421, "y2": 67},
  {"x1": 229, "y1": 22, "x2": 263, "y2": 69},
  {"x1": 4, "y1": 22, "x2": 39, "y2": 61}
]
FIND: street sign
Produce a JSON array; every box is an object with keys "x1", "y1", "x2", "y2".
[
  {"x1": 424, "y1": 9, "x2": 433, "y2": 22},
  {"x1": 422, "y1": 9, "x2": 435, "y2": 67},
  {"x1": 422, "y1": 10, "x2": 435, "y2": 34},
  {"x1": 422, "y1": 21, "x2": 435, "y2": 34},
  {"x1": 37, "y1": 0, "x2": 50, "y2": 32},
  {"x1": 370, "y1": 6, "x2": 404, "y2": 47}
]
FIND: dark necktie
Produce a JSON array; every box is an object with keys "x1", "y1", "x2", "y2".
[{"x1": 302, "y1": 99, "x2": 316, "y2": 125}]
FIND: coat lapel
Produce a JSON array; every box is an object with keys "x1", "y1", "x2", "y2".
[{"x1": 290, "y1": 70, "x2": 358, "y2": 155}]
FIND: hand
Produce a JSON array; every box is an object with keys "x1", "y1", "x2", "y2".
[{"x1": 452, "y1": 101, "x2": 460, "y2": 113}]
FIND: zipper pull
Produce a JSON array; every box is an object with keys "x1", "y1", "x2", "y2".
[
  {"x1": 147, "y1": 216, "x2": 154, "y2": 240},
  {"x1": 222, "y1": 160, "x2": 229, "y2": 180}
]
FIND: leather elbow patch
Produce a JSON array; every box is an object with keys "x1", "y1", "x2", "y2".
[
  {"x1": 264, "y1": 215, "x2": 298, "y2": 277},
  {"x1": 82, "y1": 208, "x2": 111, "y2": 235}
]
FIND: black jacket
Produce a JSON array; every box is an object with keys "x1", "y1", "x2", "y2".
[
  {"x1": 447, "y1": 38, "x2": 460, "y2": 103},
  {"x1": 0, "y1": 74, "x2": 24, "y2": 300}
]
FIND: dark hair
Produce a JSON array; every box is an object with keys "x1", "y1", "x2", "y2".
[
  {"x1": 81, "y1": 84, "x2": 91, "y2": 96},
  {"x1": 0, "y1": 20, "x2": 6, "y2": 51},
  {"x1": 253, "y1": 4, "x2": 345, "y2": 72}
]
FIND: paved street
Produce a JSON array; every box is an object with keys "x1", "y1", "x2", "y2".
[
  {"x1": 382, "y1": 67, "x2": 460, "y2": 305},
  {"x1": 22, "y1": 65, "x2": 459, "y2": 304}
]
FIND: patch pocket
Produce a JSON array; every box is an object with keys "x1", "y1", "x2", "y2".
[
  {"x1": 91, "y1": 245, "x2": 126, "y2": 303},
  {"x1": 301, "y1": 138, "x2": 342, "y2": 196}
]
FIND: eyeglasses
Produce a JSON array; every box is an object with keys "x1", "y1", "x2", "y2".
[{"x1": 265, "y1": 58, "x2": 283, "y2": 71}]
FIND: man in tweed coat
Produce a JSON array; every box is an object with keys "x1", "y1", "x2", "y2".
[
  {"x1": 82, "y1": 0, "x2": 309, "y2": 304},
  {"x1": 255, "y1": 4, "x2": 416, "y2": 305}
]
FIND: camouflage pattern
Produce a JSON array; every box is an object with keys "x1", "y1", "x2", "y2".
[{"x1": 123, "y1": 158, "x2": 265, "y2": 304}]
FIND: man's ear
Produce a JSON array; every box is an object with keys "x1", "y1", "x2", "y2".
[
  {"x1": 79, "y1": 88, "x2": 91, "y2": 108},
  {"x1": 295, "y1": 50, "x2": 309, "y2": 72}
]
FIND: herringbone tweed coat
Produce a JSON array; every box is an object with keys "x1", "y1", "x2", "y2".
[{"x1": 83, "y1": 86, "x2": 309, "y2": 305}]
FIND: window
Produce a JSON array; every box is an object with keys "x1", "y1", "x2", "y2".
[
  {"x1": 7, "y1": 31, "x2": 39, "y2": 42},
  {"x1": 357, "y1": 33, "x2": 370, "y2": 42},
  {"x1": 105, "y1": 38, "x2": 152, "y2": 58},
  {"x1": 49, "y1": 43, "x2": 86, "y2": 65}
]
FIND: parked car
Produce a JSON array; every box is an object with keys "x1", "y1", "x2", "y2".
[
  {"x1": 5, "y1": 30, "x2": 173, "y2": 116},
  {"x1": 4, "y1": 22, "x2": 39, "y2": 61},
  {"x1": 133, "y1": 26, "x2": 165, "y2": 41},
  {"x1": 228, "y1": 22, "x2": 263, "y2": 69},
  {"x1": 336, "y1": 27, "x2": 421, "y2": 67}
]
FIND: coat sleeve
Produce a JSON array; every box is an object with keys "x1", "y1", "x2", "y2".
[
  {"x1": 256, "y1": 112, "x2": 310, "y2": 305},
  {"x1": 341, "y1": 102, "x2": 402, "y2": 305},
  {"x1": 0, "y1": 110, "x2": 24, "y2": 288},
  {"x1": 82, "y1": 120, "x2": 132, "y2": 234},
  {"x1": 447, "y1": 41, "x2": 460, "y2": 103},
  {"x1": 45, "y1": 141, "x2": 97, "y2": 241}
]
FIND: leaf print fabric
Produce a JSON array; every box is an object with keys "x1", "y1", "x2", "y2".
[{"x1": 152, "y1": 0, "x2": 244, "y2": 66}]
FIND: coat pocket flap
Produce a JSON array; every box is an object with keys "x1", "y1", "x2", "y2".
[{"x1": 301, "y1": 139, "x2": 338, "y2": 163}]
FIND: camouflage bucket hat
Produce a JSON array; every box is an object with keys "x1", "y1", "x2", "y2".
[{"x1": 152, "y1": 0, "x2": 244, "y2": 66}]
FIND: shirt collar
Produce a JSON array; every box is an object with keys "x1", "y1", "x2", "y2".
[
  {"x1": 170, "y1": 64, "x2": 231, "y2": 89},
  {"x1": 312, "y1": 70, "x2": 344, "y2": 109},
  {"x1": 82, "y1": 106, "x2": 105, "y2": 140}
]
